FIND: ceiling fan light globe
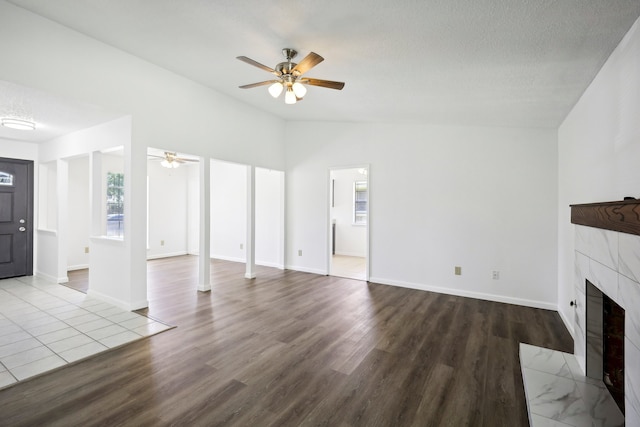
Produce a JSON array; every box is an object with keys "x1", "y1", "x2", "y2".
[
  {"x1": 292, "y1": 82, "x2": 307, "y2": 98},
  {"x1": 268, "y1": 82, "x2": 283, "y2": 98},
  {"x1": 161, "y1": 159, "x2": 179, "y2": 169},
  {"x1": 284, "y1": 88, "x2": 297, "y2": 104}
]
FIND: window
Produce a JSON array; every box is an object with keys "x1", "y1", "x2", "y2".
[
  {"x1": 0, "y1": 171, "x2": 13, "y2": 186},
  {"x1": 106, "y1": 172, "x2": 124, "y2": 237},
  {"x1": 354, "y1": 180, "x2": 367, "y2": 225}
]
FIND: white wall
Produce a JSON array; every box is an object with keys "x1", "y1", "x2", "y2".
[
  {"x1": 36, "y1": 117, "x2": 129, "y2": 274},
  {"x1": 0, "y1": 1, "x2": 285, "y2": 170},
  {"x1": 186, "y1": 163, "x2": 200, "y2": 255},
  {"x1": 147, "y1": 159, "x2": 189, "y2": 259},
  {"x1": 0, "y1": 1, "x2": 285, "y2": 306},
  {"x1": 38, "y1": 161, "x2": 57, "y2": 230},
  {"x1": 210, "y1": 159, "x2": 247, "y2": 262},
  {"x1": 558, "y1": 16, "x2": 640, "y2": 334},
  {"x1": 0, "y1": 138, "x2": 38, "y2": 161},
  {"x1": 38, "y1": 117, "x2": 135, "y2": 306},
  {"x1": 186, "y1": 162, "x2": 284, "y2": 267},
  {"x1": 330, "y1": 168, "x2": 367, "y2": 257},
  {"x1": 35, "y1": 230, "x2": 57, "y2": 282},
  {"x1": 256, "y1": 167, "x2": 284, "y2": 268},
  {"x1": 67, "y1": 155, "x2": 90, "y2": 270},
  {"x1": 285, "y1": 122, "x2": 558, "y2": 309}
]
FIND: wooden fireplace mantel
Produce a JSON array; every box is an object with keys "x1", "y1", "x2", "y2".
[{"x1": 571, "y1": 199, "x2": 640, "y2": 236}]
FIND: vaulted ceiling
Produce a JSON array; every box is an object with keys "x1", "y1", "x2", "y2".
[{"x1": 4, "y1": 0, "x2": 640, "y2": 133}]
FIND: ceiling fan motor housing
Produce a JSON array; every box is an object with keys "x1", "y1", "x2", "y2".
[
  {"x1": 276, "y1": 62, "x2": 297, "y2": 80},
  {"x1": 282, "y1": 48, "x2": 297, "y2": 60}
]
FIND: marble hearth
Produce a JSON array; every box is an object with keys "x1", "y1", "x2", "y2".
[
  {"x1": 522, "y1": 200, "x2": 640, "y2": 427},
  {"x1": 521, "y1": 343, "x2": 624, "y2": 426}
]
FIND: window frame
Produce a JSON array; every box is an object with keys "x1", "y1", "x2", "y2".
[
  {"x1": 0, "y1": 171, "x2": 14, "y2": 186},
  {"x1": 106, "y1": 171, "x2": 125, "y2": 238},
  {"x1": 353, "y1": 180, "x2": 368, "y2": 225}
]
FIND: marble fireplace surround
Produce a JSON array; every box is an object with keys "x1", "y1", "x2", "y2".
[{"x1": 572, "y1": 200, "x2": 640, "y2": 425}]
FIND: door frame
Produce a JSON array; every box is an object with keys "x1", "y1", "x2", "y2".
[
  {"x1": 0, "y1": 157, "x2": 34, "y2": 278},
  {"x1": 327, "y1": 164, "x2": 370, "y2": 281}
]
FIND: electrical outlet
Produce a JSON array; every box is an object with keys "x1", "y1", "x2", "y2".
[
  {"x1": 240, "y1": 243, "x2": 243, "y2": 250},
  {"x1": 161, "y1": 240, "x2": 165, "y2": 246},
  {"x1": 298, "y1": 249, "x2": 302, "y2": 256},
  {"x1": 454, "y1": 266, "x2": 462, "y2": 275},
  {"x1": 84, "y1": 247, "x2": 89, "y2": 254},
  {"x1": 492, "y1": 270, "x2": 500, "y2": 280}
]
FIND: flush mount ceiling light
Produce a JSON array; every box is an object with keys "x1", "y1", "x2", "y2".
[
  {"x1": 237, "y1": 48, "x2": 345, "y2": 105},
  {"x1": 1, "y1": 117, "x2": 36, "y2": 130}
]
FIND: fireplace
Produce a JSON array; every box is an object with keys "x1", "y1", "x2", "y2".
[
  {"x1": 586, "y1": 279, "x2": 625, "y2": 413},
  {"x1": 571, "y1": 199, "x2": 640, "y2": 425}
]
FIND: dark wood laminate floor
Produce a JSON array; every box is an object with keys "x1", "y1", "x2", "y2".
[{"x1": 0, "y1": 256, "x2": 573, "y2": 426}]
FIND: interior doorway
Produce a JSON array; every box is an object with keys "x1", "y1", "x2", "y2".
[{"x1": 329, "y1": 166, "x2": 368, "y2": 281}]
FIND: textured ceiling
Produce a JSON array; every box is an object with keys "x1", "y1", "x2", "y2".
[
  {"x1": 5, "y1": 0, "x2": 640, "y2": 129},
  {"x1": 0, "y1": 80, "x2": 123, "y2": 143}
]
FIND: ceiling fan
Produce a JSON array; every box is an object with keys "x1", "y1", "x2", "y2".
[
  {"x1": 237, "y1": 48, "x2": 345, "y2": 104},
  {"x1": 148, "y1": 151, "x2": 198, "y2": 169}
]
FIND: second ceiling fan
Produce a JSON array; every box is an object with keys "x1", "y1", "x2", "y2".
[{"x1": 237, "y1": 48, "x2": 345, "y2": 104}]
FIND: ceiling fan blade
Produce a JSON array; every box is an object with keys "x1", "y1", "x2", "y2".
[
  {"x1": 292, "y1": 52, "x2": 323, "y2": 76},
  {"x1": 236, "y1": 56, "x2": 281, "y2": 76},
  {"x1": 239, "y1": 80, "x2": 279, "y2": 89},
  {"x1": 300, "y1": 78, "x2": 345, "y2": 90}
]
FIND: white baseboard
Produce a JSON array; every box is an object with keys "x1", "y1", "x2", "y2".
[
  {"x1": 36, "y1": 271, "x2": 68, "y2": 284},
  {"x1": 197, "y1": 283, "x2": 211, "y2": 292},
  {"x1": 146, "y1": 251, "x2": 188, "y2": 260},
  {"x1": 67, "y1": 264, "x2": 89, "y2": 271},
  {"x1": 256, "y1": 260, "x2": 285, "y2": 269},
  {"x1": 334, "y1": 251, "x2": 366, "y2": 258},
  {"x1": 558, "y1": 307, "x2": 575, "y2": 338},
  {"x1": 87, "y1": 289, "x2": 148, "y2": 311},
  {"x1": 35, "y1": 271, "x2": 56, "y2": 282},
  {"x1": 211, "y1": 254, "x2": 245, "y2": 263},
  {"x1": 285, "y1": 265, "x2": 327, "y2": 275},
  {"x1": 368, "y1": 276, "x2": 558, "y2": 311},
  {"x1": 212, "y1": 256, "x2": 284, "y2": 269}
]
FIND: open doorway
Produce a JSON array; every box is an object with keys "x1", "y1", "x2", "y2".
[
  {"x1": 329, "y1": 167, "x2": 368, "y2": 280},
  {"x1": 67, "y1": 155, "x2": 90, "y2": 273}
]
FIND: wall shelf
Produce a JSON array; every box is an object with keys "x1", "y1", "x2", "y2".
[{"x1": 570, "y1": 199, "x2": 640, "y2": 236}]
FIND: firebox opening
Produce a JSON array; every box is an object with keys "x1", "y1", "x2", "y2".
[
  {"x1": 603, "y1": 293, "x2": 625, "y2": 413},
  {"x1": 586, "y1": 280, "x2": 625, "y2": 415}
]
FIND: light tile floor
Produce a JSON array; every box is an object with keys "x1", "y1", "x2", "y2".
[
  {"x1": 0, "y1": 275, "x2": 172, "y2": 389},
  {"x1": 520, "y1": 343, "x2": 624, "y2": 427},
  {"x1": 331, "y1": 255, "x2": 366, "y2": 280}
]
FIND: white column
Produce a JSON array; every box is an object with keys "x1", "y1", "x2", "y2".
[
  {"x1": 56, "y1": 158, "x2": 68, "y2": 283},
  {"x1": 279, "y1": 170, "x2": 286, "y2": 269},
  {"x1": 245, "y1": 165, "x2": 256, "y2": 279},
  {"x1": 89, "y1": 151, "x2": 103, "y2": 237},
  {"x1": 198, "y1": 157, "x2": 211, "y2": 291},
  {"x1": 127, "y1": 138, "x2": 148, "y2": 309}
]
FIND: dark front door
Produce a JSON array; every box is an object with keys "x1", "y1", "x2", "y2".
[{"x1": 0, "y1": 157, "x2": 34, "y2": 279}]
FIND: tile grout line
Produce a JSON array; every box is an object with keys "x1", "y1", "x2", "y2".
[{"x1": 0, "y1": 277, "x2": 173, "y2": 387}]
